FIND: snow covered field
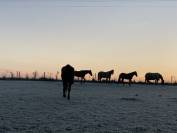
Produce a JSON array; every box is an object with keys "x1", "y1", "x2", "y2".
[{"x1": 0, "y1": 81, "x2": 177, "y2": 133}]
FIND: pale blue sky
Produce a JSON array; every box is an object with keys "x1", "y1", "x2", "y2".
[{"x1": 0, "y1": 0, "x2": 177, "y2": 80}]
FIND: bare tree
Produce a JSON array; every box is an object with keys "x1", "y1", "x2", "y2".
[
  {"x1": 16, "y1": 71, "x2": 21, "y2": 79},
  {"x1": 49, "y1": 73, "x2": 52, "y2": 80},
  {"x1": 33, "y1": 71, "x2": 38, "y2": 80},
  {"x1": 10, "y1": 72, "x2": 14, "y2": 79},
  {"x1": 26, "y1": 73, "x2": 29, "y2": 80},
  {"x1": 19, "y1": 72, "x2": 21, "y2": 79},
  {"x1": 43, "y1": 72, "x2": 46, "y2": 79},
  {"x1": 56, "y1": 71, "x2": 59, "y2": 80}
]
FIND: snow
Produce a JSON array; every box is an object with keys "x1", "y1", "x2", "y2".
[{"x1": 0, "y1": 81, "x2": 177, "y2": 133}]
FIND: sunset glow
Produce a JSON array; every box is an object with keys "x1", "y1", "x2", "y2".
[{"x1": 0, "y1": 0, "x2": 177, "y2": 81}]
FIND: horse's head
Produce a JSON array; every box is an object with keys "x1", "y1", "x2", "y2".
[
  {"x1": 161, "y1": 79, "x2": 164, "y2": 84},
  {"x1": 111, "y1": 70, "x2": 114, "y2": 74},
  {"x1": 159, "y1": 74, "x2": 164, "y2": 84},
  {"x1": 134, "y1": 71, "x2": 138, "y2": 77},
  {"x1": 89, "y1": 70, "x2": 93, "y2": 76}
]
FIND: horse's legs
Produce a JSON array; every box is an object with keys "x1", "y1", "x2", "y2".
[
  {"x1": 118, "y1": 77, "x2": 121, "y2": 83},
  {"x1": 107, "y1": 78, "x2": 109, "y2": 83},
  {"x1": 100, "y1": 78, "x2": 102, "y2": 83},
  {"x1": 129, "y1": 79, "x2": 131, "y2": 86},
  {"x1": 145, "y1": 79, "x2": 148, "y2": 84},
  {"x1": 63, "y1": 82, "x2": 67, "y2": 97},
  {"x1": 81, "y1": 77, "x2": 85, "y2": 84},
  {"x1": 119, "y1": 78, "x2": 123, "y2": 84},
  {"x1": 80, "y1": 78, "x2": 83, "y2": 84},
  {"x1": 81, "y1": 77, "x2": 85, "y2": 83},
  {"x1": 122, "y1": 79, "x2": 125, "y2": 86},
  {"x1": 67, "y1": 83, "x2": 71, "y2": 100},
  {"x1": 155, "y1": 80, "x2": 157, "y2": 84},
  {"x1": 155, "y1": 79, "x2": 159, "y2": 85},
  {"x1": 146, "y1": 79, "x2": 150, "y2": 84},
  {"x1": 108, "y1": 77, "x2": 110, "y2": 83},
  {"x1": 98, "y1": 76, "x2": 100, "y2": 82},
  {"x1": 148, "y1": 80, "x2": 150, "y2": 84}
]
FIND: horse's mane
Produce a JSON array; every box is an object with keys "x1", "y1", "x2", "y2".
[
  {"x1": 127, "y1": 71, "x2": 137, "y2": 76},
  {"x1": 108, "y1": 70, "x2": 114, "y2": 73},
  {"x1": 130, "y1": 71, "x2": 137, "y2": 74}
]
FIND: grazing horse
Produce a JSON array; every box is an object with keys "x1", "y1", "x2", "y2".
[
  {"x1": 118, "y1": 71, "x2": 138, "y2": 86},
  {"x1": 145, "y1": 73, "x2": 164, "y2": 84},
  {"x1": 61, "y1": 64, "x2": 75, "y2": 100},
  {"x1": 74, "y1": 70, "x2": 92, "y2": 83},
  {"x1": 98, "y1": 70, "x2": 114, "y2": 82}
]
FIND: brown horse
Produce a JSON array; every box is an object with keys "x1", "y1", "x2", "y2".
[
  {"x1": 61, "y1": 64, "x2": 75, "y2": 100},
  {"x1": 98, "y1": 70, "x2": 114, "y2": 82},
  {"x1": 145, "y1": 73, "x2": 164, "y2": 84},
  {"x1": 118, "y1": 71, "x2": 138, "y2": 86},
  {"x1": 74, "y1": 70, "x2": 92, "y2": 83}
]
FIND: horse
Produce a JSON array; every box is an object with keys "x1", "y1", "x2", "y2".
[
  {"x1": 98, "y1": 70, "x2": 114, "y2": 82},
  {"x1": 118, "y1": 71, "x2": 138, "y2": 86},
  {"x1": 145, "y1": 73, "x2": 164, "y2": 84},
  {"x1": 61, "y1": 64, "x2": 75, "y2": 100},
  {"x1": 74, "y1": 70, "x2": 92, "y2": 83}
]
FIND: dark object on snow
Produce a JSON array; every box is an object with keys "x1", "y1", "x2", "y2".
[
  {"x1": 118, "y1": 71, "x2": 138, "y2": 86},
  {"x1": 74, "y1": 70, "x2": 92, "y2": 83},
  {"x1": 98, "y1": 70, "x2": 114, "y2": 82},
  {"x1": 145, "y1": 72, "x2": 164, "y2": 84},
  {"x1": 61, "y1": 64, "x2": 75, "y2": 100}
]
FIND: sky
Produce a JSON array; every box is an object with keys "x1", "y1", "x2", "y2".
[{"x1": 0, "y1": 0, "x2": 177, "y2": 81}]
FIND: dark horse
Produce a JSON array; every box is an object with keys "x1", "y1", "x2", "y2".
[
  {"x1": 118, "y1": 71, "x2": 138, "y2": 86},
  {"x1": 61, "y1": 64, "x2": 75, "y2": 100},
  {"x1": 98, "y1": 70, "x2": 114, "y2": 82},
  {"x1": 145, "y1": 73, "x2": 164, "y2": 84},
  {"x1": 74, "y1": 70, "x2": 92, "y2": 83}
]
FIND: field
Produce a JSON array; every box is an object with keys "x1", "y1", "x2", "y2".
[{"x1": 0, "y1": 81, "x2": 177, "y2": 133}]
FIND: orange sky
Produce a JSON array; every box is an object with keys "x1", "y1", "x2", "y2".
[{"x1": 0, "y1": 1, "x2": 177, "y2": 82}]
